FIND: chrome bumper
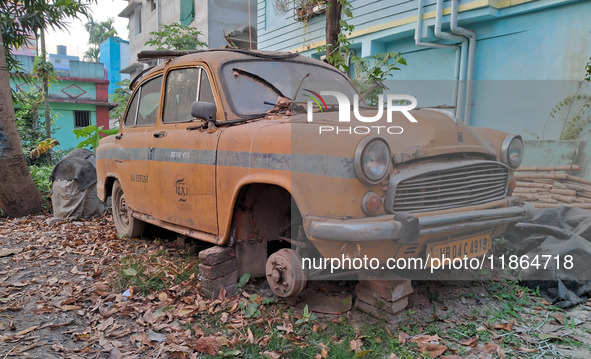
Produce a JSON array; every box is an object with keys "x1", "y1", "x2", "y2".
[{"x1": 309, "y1": 203, "x2": 536, "y2": 244}]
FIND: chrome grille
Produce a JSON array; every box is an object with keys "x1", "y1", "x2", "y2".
[{"x1": 386, "y1": 160, "x2": 509, "y2": 213}]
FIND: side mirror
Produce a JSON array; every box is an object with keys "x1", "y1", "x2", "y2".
[{"x1": 191, "y1": 101, "x2": 216, "y2": 122}]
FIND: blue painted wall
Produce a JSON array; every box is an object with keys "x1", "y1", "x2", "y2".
[
  {"x1": 257, "y1": 0, "x2": 591, "y2": 140},
  {"x1": 100, "y1": 37, "x2": 130, "y2": 94}
]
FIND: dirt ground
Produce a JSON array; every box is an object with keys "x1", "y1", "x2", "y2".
[{"x1": 1, "y1": 214, "x2": 591, "y2": 358}]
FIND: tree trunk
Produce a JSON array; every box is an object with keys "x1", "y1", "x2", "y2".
[
  {"x1": 325, "y1": 0, "x2": 342, "y2": 59},
  {"x1": 0, "y1": 32, "x2": 44, "y2": 217},
  {"x1": 40, "y1": 29, "x2": 51, "y2": 138}
]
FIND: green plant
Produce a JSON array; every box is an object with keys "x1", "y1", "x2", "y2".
[
  {"x1": 313, "y1": 0, "x2": 407, "y2": 104},
  {"x1": 239, "y1": 293, "x2": 274, "y2": 319},
  {"x1": 295, "y1": 304, "x2": 318, "y2": 325},
  {"x1": 543, "y1": 57, "x2": 591, "y2": 140},
  {"x1": 73, "y1": 124, "x2": 119, "y2": 150},
  {"x1": 28, "y1": 165, "x2": 53, "y2": 197},
  {"x1": 109, "y1": 79, "x2": 131, "y2": 120},
  {"x1": 237, "y1": 272, "x2": 251, "y2": 288},
  {"x1": 145, "y1": 23, "x2": 207, "y2": 50}
]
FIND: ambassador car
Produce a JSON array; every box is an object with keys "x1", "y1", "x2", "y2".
[{"x1": 96, "y1": 49, "x2": 534, "y2": 297}]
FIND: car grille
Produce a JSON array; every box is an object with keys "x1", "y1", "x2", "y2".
[{"x1": 386, "y1": 160, "x2": 509, "y2": 213}]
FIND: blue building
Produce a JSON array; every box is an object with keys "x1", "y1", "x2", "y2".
[
  {"x1": 257, "y1": 0, "x2": 591, "y2": 141},
  {"x1": 99, "y1": 37, "x2": 130, "y2": 94}
]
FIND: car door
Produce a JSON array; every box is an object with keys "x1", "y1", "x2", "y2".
[
  {"x1": 149, "y1": 65, "x2": 219, "y2": 235},
  {"x1": 115, "y1": 74, "x2": 163, "y2": 216}
]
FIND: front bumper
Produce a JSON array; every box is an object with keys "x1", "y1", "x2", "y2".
[{"x1": 308, "y1": 202, "x2": 536, "y2": 245}]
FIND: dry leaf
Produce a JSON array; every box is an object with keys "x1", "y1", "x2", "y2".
[
  {"x1": 460, "y1": 336, "x2": 478, "y2": 347},
  {"x1": 192, "y1": 335, "x2": 221, "y2": 355},
  {"x1": 0, "y1": 248, "x2": 23, "y2": 257},
  {"x1": 158, "y1": 292, "x2": 168, "y2": 302},
  {"x1": 410, "y1": 334, "x2": 440, "y2": 344},
  {"x1": 398, "y1": 332, "x2": 409, "y2": 344},
  {"x1": 247, "y1": 327, "x2": 255, "y2": 344},
  {"x1": 61, "y1": 305, "x2": 82, "y2": 311},
  {"x1": 321, "y1": 348, "x2": 328, "y2": 358},
  {"x1": 97, "y1": 317, "x2": 114, "y2": 331},
  {"x1": 493, "y1": 320, "x2": 515, "y2": 332},
  {"x1": 419, "y1": 342, "x2": 447, "y2": 357},
  {"x1": 350, "y1": 338, "x2": 363, "y2": 353},
  {"x1": 263, "y1": 351, "x2": 283, "y2": 359},
  {"x1": 551, "y1": 314, "x2": 564, "y2": 325}
]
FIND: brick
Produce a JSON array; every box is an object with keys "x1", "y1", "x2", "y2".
[
  {"x1": 199, "y1": 258, "x2": 237, "y2": 280},
  {"x1": 201, "y1": 271, "x2": 237, "y2": 295},
  {"x1": 198, "y1": 246, "x2": 235, "y2": 266},
  {"x1": 356, "y1": 279, "x2": 413, "y2": 302},
  {"x1": 355, "y1": 285, "x2": 409, "y2": 314},
  {"x1": 355, "y1": 297, "x2": 408, "y2": 322}
]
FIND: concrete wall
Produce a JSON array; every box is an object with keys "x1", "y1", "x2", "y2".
[
  {"x1": 50, "y1": 102, "x2": 98, "y2": 150},
  {"x1": 522, "y1": 136, "x2": 591, "y2": 180}
]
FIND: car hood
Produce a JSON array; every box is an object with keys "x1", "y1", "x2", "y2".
[{"x1": 283, "y1": 108, "x2": 498, "y2": 164}]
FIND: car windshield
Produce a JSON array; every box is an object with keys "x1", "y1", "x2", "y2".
[{"x1": 220, "y1": 59, "x2": 360, "y2": 117}]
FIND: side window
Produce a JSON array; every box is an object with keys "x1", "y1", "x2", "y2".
[
  {"x1": 163, "y1": 68, "x2": 199, "y2": 123},
  {"x1": 124, "y1": 91, "x2": 139, "y2": 127},
  {"x1": 199, "y1": 70, "x2": 215, "y2": 103},
  {"x1": 136, "y1": 75, "x2": 162, "y2": 126}
]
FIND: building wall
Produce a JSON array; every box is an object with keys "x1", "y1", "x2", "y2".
[
  {"x1": 10, "y1": 58, "x2": 112, "y2": 150},
  {"x1": 120, "y1": 0, "x2": 256, "y2": 79},
  {"x1": 257, "y1": 0, "x2": 591, "y2": 141},
  {"x1": 100, "y1": 37, "x2": 131, "y2": 94}
]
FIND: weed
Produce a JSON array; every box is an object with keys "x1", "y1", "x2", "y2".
[{"x1": 295, "y1": 304, "x2": 318, "y2": 325}]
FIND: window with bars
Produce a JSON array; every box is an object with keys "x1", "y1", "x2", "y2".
[{"x1": 74, "y1": 111, "x2": 90, "y2": 128}]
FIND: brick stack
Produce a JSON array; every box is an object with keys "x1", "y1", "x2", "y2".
[
  {"x1": 355, "y1": 276, "x2": 413, "y2": 321},
  {"x1": 198, "y1": 246, "x2": 238, "y2": 299},
  {"x1": 514, "y1": 165, "x2": 591, "y2": 210}
]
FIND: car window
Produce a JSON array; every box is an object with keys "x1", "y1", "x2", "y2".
[
  {"x1": 163, "y1": 68, "x2": 199, "y2": 123},
  {"x1": 124, "y1": 91, "x2": 140, "y2": 127},
  {"x1": 136, "y1": 75, "x2": 162, "y2": 126},
  {"x1": 199, "y1": 70, "x2": 215, "y2": 104}
]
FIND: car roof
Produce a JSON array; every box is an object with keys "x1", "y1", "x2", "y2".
[{"x1": 131, "y1": 49, "x2": 335, "y2": 89}]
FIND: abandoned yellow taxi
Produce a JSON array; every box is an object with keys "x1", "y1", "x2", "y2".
[{"x1": 96, "y1": 49, "x2": 534, "y2": 297}]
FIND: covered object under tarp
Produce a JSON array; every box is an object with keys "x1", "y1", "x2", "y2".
[
  {"x1": 505, "y1": 206, "x2": 591, "y2": 308},
  {"x1": 50, "y1": 149, "x2": 105, "y2": 219}
]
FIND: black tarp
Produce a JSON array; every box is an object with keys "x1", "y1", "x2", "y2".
[{"x1": 505, "y1": 206, "x2": 591, "y2": 308}]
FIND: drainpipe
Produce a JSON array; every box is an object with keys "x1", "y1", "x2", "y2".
[
  {"x1": 450, "y1": 0, "x2": 476, "y2": 125},
  {"x1": 434, "y1": 0, "x2": 465, "y2": 119},
  {"x1": 415, "y1": 0, "x2": 456, "y2": 50}
]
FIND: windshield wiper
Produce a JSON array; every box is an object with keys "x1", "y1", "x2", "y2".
[{"x1": 232, "y1": 68, "x2": 286, "y2": 98}]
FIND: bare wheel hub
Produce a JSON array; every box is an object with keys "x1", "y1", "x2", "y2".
[{"x1": 265, "y1": 249, "x2": 307, "y2": 298}]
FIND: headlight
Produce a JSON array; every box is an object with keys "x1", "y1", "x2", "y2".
[
  {"x1": 501, "y1": 135, "x2": 524, "y2": 169},
  {"x1": 354, "y1": 137, "x2": 391, "y2": 185}
]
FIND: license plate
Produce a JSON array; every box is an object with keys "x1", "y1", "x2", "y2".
[{"x1": 428, "y1": 234, "x2": 490, "y2": 260}]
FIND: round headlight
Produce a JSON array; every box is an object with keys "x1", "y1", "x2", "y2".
[
  {"x1": 354, "y1": 138, "x2": 391, "y2": 185},
  {"x1": 501, "y1": 135, "x2": 524, "y2": 169}
]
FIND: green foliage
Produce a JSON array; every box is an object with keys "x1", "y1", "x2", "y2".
[
  {"x1": 314, "y1": 0, "x2": 406, "y2": 105},
  {"x1": 145, "y1": 23, "x2": 207, "y2": 51},
  {"x1": 295, "y1": 304, "x2": 318, "y2": 325},
  {"x1": 237, "y1": 272, "x2": 251, "y2": 288},
  {"x1": 315, "y1": 0, "x2": 354, "y2": 73},
  {"x1": 1, "y1": 0, "x2": 96, "y2": 73},
  {"x1": 83, "y1": 16, "x2": 117, "y2": 62},
  {"x1": 239, "y1": 294, "x2": 274, "y2": 319},
  {"x1": 351, "y1": 51, "x2": 407, "y2": 106},
  {"x1": 14, "y1": 90, "x2": 45, "y2": 150},
  {"x1": 543, "y1": 57, "x2": 591, "y2": 140},
  {"x1": 83, "y1": 47, "x2": 100, "y2": 63},
  {"x1": 73, "y1": 124, "x2": 119, "y2": 150},
  {"x1": 109, "y1": 79, "x2": 131, "y2": 120},
  {"x1": 33, "y1": 54, "x2": 55, "y2": 82},
  {"x1": 28, "y1": 165, "x2": 53, "y2": 197}
]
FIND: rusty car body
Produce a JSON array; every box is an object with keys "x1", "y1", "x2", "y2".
[{"x1": 96, "y1": 49, "x2": 534, "y2": 297}]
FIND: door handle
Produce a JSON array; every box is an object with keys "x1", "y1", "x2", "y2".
[{"x1": 153, "y1": 131, "x2": 167, "y2": 138}]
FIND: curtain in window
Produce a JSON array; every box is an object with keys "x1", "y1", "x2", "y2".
[{"x1": 180, "y1": 0, "x2": 195, "y2": 26}]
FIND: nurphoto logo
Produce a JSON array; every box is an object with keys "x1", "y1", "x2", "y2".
[{"x1": 305, "y1": 91, "x2": 419, "y2": 135}]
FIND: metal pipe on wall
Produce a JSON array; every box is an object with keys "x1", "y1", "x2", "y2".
[
  {"x1": 434, "y1": 0, "x2": 466, "y2": 119},
  {"x1": 450, "y1": 0, "x2": 476, "y2": 126}
]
